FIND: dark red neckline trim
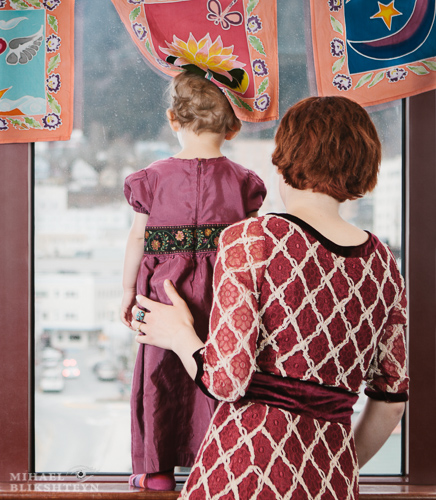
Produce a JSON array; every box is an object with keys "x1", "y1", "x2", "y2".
[{"x1": 270, "y1": 213, "x2": 379, "y2": 258}]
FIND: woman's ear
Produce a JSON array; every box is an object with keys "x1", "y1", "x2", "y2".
[{"x1": 166, "y1": 109, "x2": 181, "y2": 132}]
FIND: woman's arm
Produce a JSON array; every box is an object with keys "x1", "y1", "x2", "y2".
[
  {"x1": 356, "y1": 268, "x2": 408, "y2": 468},
  {"x1": 120, "y1": 212, "x2": 149, "y2": 328},
  {"x1": 132, "y1": 281, "x2": 204, "y2": 379},
  {"x1": 353, "y1": 398, "x2": 405, "y2": 468}
]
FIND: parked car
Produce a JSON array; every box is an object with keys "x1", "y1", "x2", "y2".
[
  {"x1": 40, "y1": 368, "x2": 65, "y2": 392},
  {"x1": 62, "y1": 358, "x2": 80, "y2": 378},
  {"x1": 41, "y1": 347, "x2": 62, "y2": 368},
  {"x1": 94, "y1": 361, "x2": 118, "y2": 381}
]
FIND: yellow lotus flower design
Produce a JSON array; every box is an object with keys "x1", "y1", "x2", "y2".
[{"x1": 160, "y1": 33, "x2": 248, "y2": 93}]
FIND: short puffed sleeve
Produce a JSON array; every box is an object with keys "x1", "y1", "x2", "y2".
[
  {"x1": 124, "y1": 170, "x2": 153, "y2": 214},
  {"x1": 244, "y1": 170, "x2": 267, "y2": 214}
]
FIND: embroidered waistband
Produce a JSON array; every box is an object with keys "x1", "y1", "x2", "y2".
[
  {"x1": 239, "y1": 372, "x2": 359, "y2": 425},
  {"x1": 144, "y1": 224, "x2": 229, "y2": 254}
]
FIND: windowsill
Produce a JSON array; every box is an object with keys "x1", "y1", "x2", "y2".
[{"x1": 1, "y1": 480, "x2": 436, "y2": 499}]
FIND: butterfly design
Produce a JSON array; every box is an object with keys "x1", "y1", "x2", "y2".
[{"x1": 206, "y1": 0, "x2": 243, "y2": 30}]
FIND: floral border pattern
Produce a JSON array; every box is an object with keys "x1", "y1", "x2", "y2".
[
  {"x1": 225, "y1": 0, "x2": 270, "y2": 113},
  {"x1": 0, "y1": 0, "x2": 63, "y2": 134},
  {"x1": 144, "y1": 224, "x2": 229, "y2": 254}
]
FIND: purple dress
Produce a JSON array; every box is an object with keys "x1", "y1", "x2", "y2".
[{"x1": 124, "y1": 156, "x2": 267, "y2": 473}]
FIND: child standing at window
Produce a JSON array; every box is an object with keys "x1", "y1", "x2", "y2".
[{"x1": 121, "y1": 71, "x2": 267, "y2": 490}]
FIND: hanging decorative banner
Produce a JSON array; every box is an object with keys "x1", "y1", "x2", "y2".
[
  {"x1": 310, "y1": 0, "x2": 436, "y2": 107},
  {"x1": 0, "y1": 0, "x2": 74, "y2": 144},
  {"x1": 111, "y1": 0, "x2": 278, "y2": 122}
]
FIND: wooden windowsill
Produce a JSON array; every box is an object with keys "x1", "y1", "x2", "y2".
[{"x1": 1, "y1": 481, "x2": 436, "y2": 499}]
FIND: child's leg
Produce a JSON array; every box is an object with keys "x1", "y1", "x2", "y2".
[{"x1": 129, "y1": 470, "x2": 176, "y2": 491}]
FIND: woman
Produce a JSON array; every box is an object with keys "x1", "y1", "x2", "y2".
[{"x1": 130, "y1": 96, "x2": 409, "y2": 499}]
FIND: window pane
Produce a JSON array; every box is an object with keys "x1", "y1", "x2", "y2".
[
  {"x1": 34, "y1": 0, "x2": 403, "y2": 475},
  {"x1": 350, "y1": 102, "x2": 404, "y2": 476}
]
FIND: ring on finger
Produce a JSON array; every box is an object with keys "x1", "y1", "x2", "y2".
[
  {"x1": 136, "y1": 310, "x2": 145, "y2": 322},
  {"x1": 136, "y1": 324, "x2": 142, "y2": 333}
]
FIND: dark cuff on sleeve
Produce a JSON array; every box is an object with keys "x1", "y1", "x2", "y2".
[
  {"x1": 364, "y1": 388, "x2": 409, "y2": 402},
  {"x1": 132, "y1": 207, "x2": 150, "y2": 214},
  {"x1": 193, "y1": 349, "x2": 217, "y2": 400}
]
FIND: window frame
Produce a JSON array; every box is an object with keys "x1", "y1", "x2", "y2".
[{"x1": 0, "y1": 91, "x2": 435, "y2": 487}]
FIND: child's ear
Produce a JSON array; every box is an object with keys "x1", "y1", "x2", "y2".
[
  {"x1": 225, "y1": 128, "x2": 240, "y2": 141},
  {"x1": 225, "y1": 120, "x2": 242, "y2": 141},
  {"x1": 166, "y1": 109, "x2": 181, "y2": 132}
]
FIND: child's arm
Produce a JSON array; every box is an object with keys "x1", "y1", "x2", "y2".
[{"x1": 121, "y1": 212, "x2": 149, "y2": 328}]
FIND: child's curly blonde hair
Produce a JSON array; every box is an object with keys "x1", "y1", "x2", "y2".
[{"x1": 168, "y1": 71, "x2": 241, "y2": 135}]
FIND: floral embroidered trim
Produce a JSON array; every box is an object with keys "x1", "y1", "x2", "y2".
[{"x1": 144, "y1": 224, "x2": 229, "y2": 254}]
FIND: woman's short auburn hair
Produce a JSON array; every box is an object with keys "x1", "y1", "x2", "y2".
[
  {"x1": 168, "y1": 71, "x2": 241, "y2": 135},
  {"x1": 272, "y1": 96, "x2": 381, "y2": 202}
]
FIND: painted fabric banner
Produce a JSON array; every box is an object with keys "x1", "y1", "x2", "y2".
[
  {"x1": 111, "y1": 0, "x2": 278, "y2": 122},
  {"x1": 0, "y1": 0, "x2": 74, "y2": 144},
  {"x1": 310, "y1": 0, "x2": 436, "y2": 107}
]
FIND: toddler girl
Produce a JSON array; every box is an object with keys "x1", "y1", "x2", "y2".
[{"x1": 121, "y1": 71, "x2": 267, "y2": 490}]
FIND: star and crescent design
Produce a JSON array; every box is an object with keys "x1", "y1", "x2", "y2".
[
  {"x1": 370, "y1": 1, "x2": 402, "y2": 30},
  {"x1": 347, "y1": 0, "x2": 436, "y2": 62}
]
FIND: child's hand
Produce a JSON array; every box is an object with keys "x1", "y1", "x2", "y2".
[{"x1": 120, "y1": 289, "x2": 137, "y2": 328}]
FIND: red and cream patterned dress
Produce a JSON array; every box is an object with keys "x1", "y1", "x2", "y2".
[{"x1": 180, "y1": 214, "x2": 408, "y2": 500}]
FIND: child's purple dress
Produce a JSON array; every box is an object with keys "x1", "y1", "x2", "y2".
[{"x1": 124, "y1": 156, "x2": 267, "y2": 474}]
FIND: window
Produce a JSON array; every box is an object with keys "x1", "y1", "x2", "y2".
[
  {"x1": 32, "y1": 0, "x2": 404, "y2": 476},
  {"x1": 1, "y1": 0, "x2": 435, "y2": 490}
]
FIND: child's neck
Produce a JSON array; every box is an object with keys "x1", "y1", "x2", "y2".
[{"x1": 172, "y1": 129, "x2": 225, "y2": 160}]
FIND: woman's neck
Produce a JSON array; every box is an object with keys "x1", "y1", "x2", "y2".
[
  {"x1": 173, "y1": 129, "x2": 225, "y2": 160},
  {"x1": 281, "y1": 184, "x2": 368, "y2": 246},
  {"x1": 283, "y1": 185, "x2": 341, "y2": 220}
]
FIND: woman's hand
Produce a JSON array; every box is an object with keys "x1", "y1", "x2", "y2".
[{"x1": 130, "y1": 281, "x2": 204, "y2": 379}]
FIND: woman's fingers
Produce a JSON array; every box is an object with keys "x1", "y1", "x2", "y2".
[
  {"x1": 129, "y1": 282, "x2": 195, "y2": 351},
  {"x1": 135, "y1": 281, "x2": 184, "y2": 309},
  {"x1": 135, "y1": 334, "x2": 148, "y2": 344},
  {"x1": 163, "y1": 279, "x2": 184, "y2": 305},
  {"x1": 135, "y1": 293, "x2": 161, "y2": 311}
]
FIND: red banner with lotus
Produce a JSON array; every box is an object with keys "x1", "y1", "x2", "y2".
[{"x1": 112, "y1": 0, "x2": 278, "y2": 122}]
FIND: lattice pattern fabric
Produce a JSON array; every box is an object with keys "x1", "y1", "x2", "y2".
[
  {"x1": 179, "y1": 214, "x2": 408, "y2": 499},
  {"x1": 181, "y1": 401, "x2": 358, "y2": 499}
]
